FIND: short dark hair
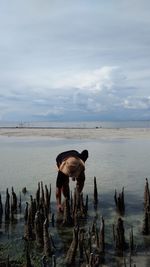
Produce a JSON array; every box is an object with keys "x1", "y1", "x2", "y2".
[{"x1": 80, "y1": 150, "x2": 88, "y2": 162}]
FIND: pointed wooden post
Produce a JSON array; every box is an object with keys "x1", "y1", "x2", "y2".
[
  {"x1": 94, "y1": 176, "x2": 98, "y2": 207},
  {"x1": 142, "y1": 206, "x2": 149, "y2": 235},
  {"x1": 114, "y1": 188, "x2": 125, "y2": 215},
  {"x1": 129, "y1": 227, "x2": 134, "y2": 253},
  {"x1": 63, "y1": 198, "x2": 73, "y2": 226},
  {"x1": 35, "y1": 211, "x2": 44, "y2": 247},
  {"x1": 114, "y1": 217, "x2": 125, "y2": 255},
  {"x1": 144, "y1": 178, "x2": 150, "y2": 208},
  {"x1": 26, "y1": 244, "x2": 32, "y2": 267},
  {"x1": 5, "y1": 188, "x2": 10, "y2": 221},
  {"x1": 11, "y1": 187, "x2": 17, "y2": 213},
  {"x1": 0, "y1": 193, "x2": 3, "y2": 223},
  {"x1": 99, "y1": 216, "x2": 105, "y2": 253},
  {"x1": 65, "y1": 226, "x2": 79, "y2": 265},
  {"x1": 43, "y1": 218, "x2": 52, "y2": 257}
]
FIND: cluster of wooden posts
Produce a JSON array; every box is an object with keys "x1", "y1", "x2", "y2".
[{"x1": 0, "y1": 177, "x2": 150, "y2": 266}]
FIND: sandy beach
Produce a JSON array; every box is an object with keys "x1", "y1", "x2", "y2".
[{"x1": 0, "y1": 127, "x2": 150, "y2": 139}]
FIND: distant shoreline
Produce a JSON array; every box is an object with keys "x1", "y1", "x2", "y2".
[{"x1": 0, "y1": 127, "x2": 150, "y2": 139}]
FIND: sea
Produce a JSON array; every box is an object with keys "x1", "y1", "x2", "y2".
[
  {"x1": 0, "y1": 120, "x2": 150, "y2": 194},
  {"x1": 0, "y1": 120, "x2": 150, "y2": 266}
]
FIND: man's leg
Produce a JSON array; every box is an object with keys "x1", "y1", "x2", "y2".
[
  {"x1": 62, "y1": 181, "x2": 70, "y2": 199},
  {"x1": 56, "y1": 171, "x2": 69, "y2": 211}
]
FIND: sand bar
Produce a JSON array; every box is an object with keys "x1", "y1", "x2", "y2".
[{"x1": 0, "y1": 127, "x2": 150, "y2": 139}]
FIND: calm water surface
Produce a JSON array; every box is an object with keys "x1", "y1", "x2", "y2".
[
  {"x1": 0, "y1": 134, "x2": 150, "y2": 266},
  {"x1": 0, "y1": 135, "x2": 150, "y2": 197}
]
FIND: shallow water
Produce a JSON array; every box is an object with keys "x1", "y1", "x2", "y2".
[
  {"x1": 0, "y1": 136, "x2": 150, "y2": 197},
  {"x1": 0, "y1": 134, "x2": 150, "y2": 266}
]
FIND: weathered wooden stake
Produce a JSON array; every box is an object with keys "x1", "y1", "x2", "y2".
[
  {"x1": 5, "y1": 188, "x2": 10, "y2": 221},
  {"x1": 94, "y1": 176, "x2": 98, "y2": 207},
  {"x1": 43, "y1": 218, "x2": 52, "y2": 257},
  {"x1": 99, "y1": 216, "x2": 105, "y2": 253},
  {"x1": 11, "y1": 187, "x2": 17, "y2": 213},
  {"x1": 142, "y1": 205, "x2": 150, "y2": 235},
  {"x1": 65, "y1": 226, "x2": 79, "y2": 265},
  {"x1": 0, "y1": 193, "x2": 3, "y2": 222},
  {"x1": 63, "y1": 198, "x2": 73, "y2": 226},
  {"x1": 129, "y1": 227, "x2": 134, "y2": 252},
  {"x1": 35, "y1": 210, "x2": 44, "y2": 247},
  {"x1": 114, "y1": 187, "x2": 125, "y2": 215},
  {"x1": 144, "y1": 178, "x2": 150, "y2": 208},
  {"x1": 114, "y1": 217, "x2": 125, "y2": 254}
]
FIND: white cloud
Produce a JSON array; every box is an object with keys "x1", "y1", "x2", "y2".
[
  {"x1": 53, "y1": 66, "x2": 122, "y2": 92},
  {"x1": 123, "y1": 96, "x2": 150, "y2": 110}
]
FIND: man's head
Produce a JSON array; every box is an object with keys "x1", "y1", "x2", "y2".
[{"x1": 80, "y1": 150, "x2": 88, "y2": 162}]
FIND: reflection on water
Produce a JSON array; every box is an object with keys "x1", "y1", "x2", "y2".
[{"x1": 0, "y1": 136, "x2": 150, "y2": 265}]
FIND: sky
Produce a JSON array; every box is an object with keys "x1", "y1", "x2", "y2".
[{"x1": 0, "y1": 0, "x2": 150, "y2": 122}]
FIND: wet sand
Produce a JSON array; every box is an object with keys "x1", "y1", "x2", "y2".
[{"x1": 0, "y1": 127, "x2": 150, "y2": 139}]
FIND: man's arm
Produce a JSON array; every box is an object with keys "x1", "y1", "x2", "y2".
[
  {"x1": 76, "y1": 171, "x2": 85, "y2": 193},
  {"x1": 56, "y1": 187, "x2": 63, "y2": 211}
]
